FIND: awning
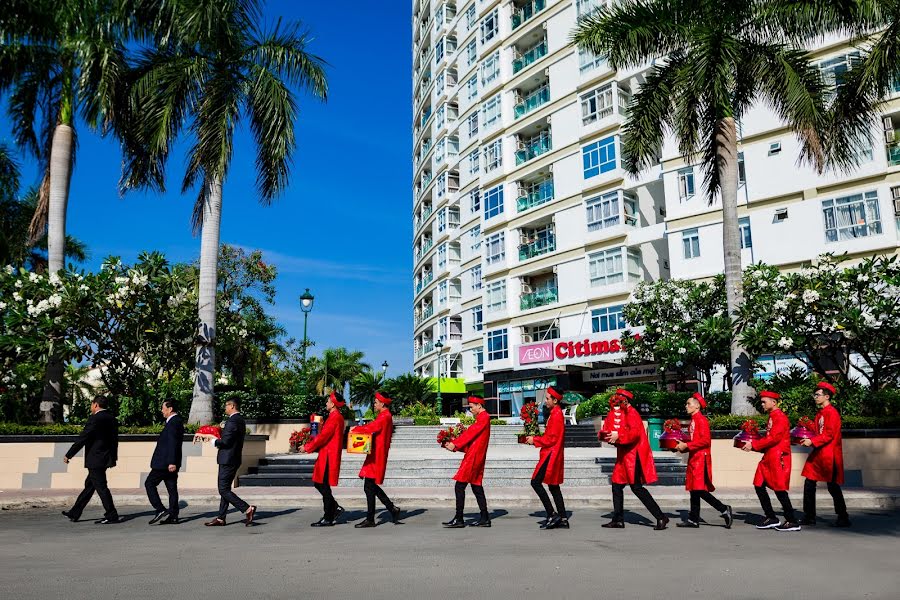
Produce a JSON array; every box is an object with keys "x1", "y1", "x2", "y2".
[{"x1": 427, "y1": 377, "x2": 468, "y2": 394}]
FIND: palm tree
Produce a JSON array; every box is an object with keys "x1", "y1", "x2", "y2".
[
  {"x1": 573, "y1": 0, "x2": 830, "y2": 414},
  {"x1": 382, "y1": 373, "x2": 435, "y2": 413},
  {"x1": 121, "y1": 0, "x2": 328, "y2": 424},
  {"x1": 350, "y1": 370, "x2": 386, "y2": 410},
  {"x1": 0, "y1": 0, "x2": 132, "y2": 421},
  {"x1": 306, "y1": 347, "x2": 370, "y2": 398}
]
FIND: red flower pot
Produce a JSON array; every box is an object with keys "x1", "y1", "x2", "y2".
[
  {"x1": 733, "y1": 430, "x2": 762, "y2": 449},
  {"x1": 659, "y1": 430, "x2": 689, "y2": 450},
  {"x1": 517, "y1": 434, "x2": 528, "y2": 444},
  {"x1": 790, "y1": 426, "x2": 815, "y2": 446}
]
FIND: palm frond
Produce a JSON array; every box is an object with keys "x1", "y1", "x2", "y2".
[
  {"x1": 244, "y1": 21, "x2": 329, "y2": 99},
  {"x1": 620, "y1": 55, "x2": 683, "y2": 173},
  {"x1": 245, "y1": 63, "x2": 295, "y2": 201}
]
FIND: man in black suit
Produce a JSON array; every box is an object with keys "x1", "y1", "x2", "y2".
[
  {"x1": 146, "y1": 399, "x2": 184, "y2": 524},
  {"x1": 62, "y1": 395, "x2": 120, "y2": 524},
  {"x1": 194, "y1": 398, "x2": 257, "y2": 526}
]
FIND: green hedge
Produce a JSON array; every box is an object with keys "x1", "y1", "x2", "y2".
[
  {"x1": 0, "y1": 422, "x2": 203, "y2": 435},
  {"x1": 707, "y1": 414, "x2": 900, "y2": 430}
]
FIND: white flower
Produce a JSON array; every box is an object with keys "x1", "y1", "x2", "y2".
[
  {"x1": 4, "y1": 265, "x2": 13, "y2": 274},
  {"x1": 12, "y1": 292, "x2": 22, "y2": 302},
  {"x1": 0, "y1": 302, "x2": 6, "y2": 310},
  {"x1": 79, "y1": 284, "x2": 89, "y2": 292},
  {"x1": 802, "y1": 289, "x2": 820, "y2": 304},
  {"x1": 773, "y1": 300, "x2": 788, "y2": 311},
  {"x1": 675, "y1": 360, "x2": 684, "y2": 367},
  {"x1": 14, "y1": 280, "x2": 22, "y2": 289},
  {"x1": 48, "y1": 273, "x2": 61, "y2": 286},
  {"x1": 20, "y1": 383, "x2": 27, "y2": 390},
  {"x1": 777, "y1": 337, "x2": 793, "y2": 349},
  {"x1": 678, "y1": 347, "x2": 687, "y2": 354},
  {"x1": 28, "y1": 272, "x2": 40, "y2": 283},
  {"x1": 48, "y1": 294, "x2": 62, "y2": 307},
  {"x1": 238, "y1": 329, "x2": 248, "y2": 338}
]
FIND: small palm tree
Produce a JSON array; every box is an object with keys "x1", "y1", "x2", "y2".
[
  {"x1": 350, "y1": 371, "x2": 386, "y2": 409},
  {"x1": 573, "y1": 0, "x2": 830, "y2": 414},
  {"x1": 121, "y1": 0, "x2": 328, "y2": 424},
  {"x1": 306, "y1": 347, "x2": 370, "y2": 398},
  {"x1": 382, "y1": 373, "x2": 435, "y2": 414}
]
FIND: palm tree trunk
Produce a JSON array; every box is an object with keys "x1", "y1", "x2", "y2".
[
  {"x1": 38, "y1": 124, "x2": 74, "y2": 423},
  {"x1": 718, "y1": 117, "x2": 755, "y2": 415},
  {"x1": 189, "y1": 178, "x2": 222, "y2": 425}
]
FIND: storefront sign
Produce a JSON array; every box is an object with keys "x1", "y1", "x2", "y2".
[
  {"x1": 584, "y1": 364, "x2": 661, "y2": 382},
  {"x1": 516, "y1": 331, "x2": 642, "y2": 368}
]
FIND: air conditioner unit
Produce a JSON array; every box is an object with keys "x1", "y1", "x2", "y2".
[
  {"x1": 516, "y1": 140, "x2": 527, "y2": 151},
  {"x1": 516, "y1": 184, "x2": 528, "y2": 197},
  {"x1": 521, "y1": 283, "x2": 533, "y2": 294},
  {"x1": 514, "y1": 92, "x2": 524, "y2": 104},
  {"x1": 521, "y1": 333, "x2": 534, "y2": 343},
  {"x1": 543, "y1": 68, "x2": 550, "y2": 77}
]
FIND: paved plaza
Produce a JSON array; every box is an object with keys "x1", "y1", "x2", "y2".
[{"x1": 0, "y1": 506, "x2": 897, "y2": 599}]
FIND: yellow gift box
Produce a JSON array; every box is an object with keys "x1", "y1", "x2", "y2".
[{"x1": 347, "y1": 432, "x2": 372, "y2": 454}]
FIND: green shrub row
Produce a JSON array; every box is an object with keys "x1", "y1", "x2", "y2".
[{"x1": 0, "y1": 422, "x2": 203, "y2": 435}]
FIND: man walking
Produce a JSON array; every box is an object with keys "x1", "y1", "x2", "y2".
[
  {"x1": 195, "y1": 398, "x2": 256, "y2": 527},
  {"x1": 301, "y1": 391, "x2": 347, "y2": 527},
  {"x1": 742, "y1": 390, "x2": 800, "y2": 532},
  {"x1": 800, "y1": 382, "x2": 850, "y2": 527},
  {"x1": 674, "y1": 393, "x2": 733, "y2": 528},
  {"x1": 62, "y1": 395, "x2": 121, "y2": 524},
  {"x1": 350, "y1": 391, "x2": 401, "y2": 528},
  {"x1": 443, "y1": 396, "x2": 491, "y2": 528},
  {"x1": 146, "y1": 400, "x2": 184, "y2": 525},
  {"x1": 525, "y1": 386, "x2": 567, "y2": 529}
]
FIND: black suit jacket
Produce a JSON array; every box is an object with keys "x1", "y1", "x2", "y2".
[
  {"x1": 214, "y1": 413, "x2": 245, "y2": 466},
  {"x1": 150, "y1": 414, "x2": 184, "y2": 471},
  {"x1": 66, "y1": 410, "x2": 119, "y2": 469}
]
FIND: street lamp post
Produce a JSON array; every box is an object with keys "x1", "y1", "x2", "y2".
[
  {"x1": 435, "y1": 339, "x2": 444, "y2": 416},
  {"x1": 299, "y1": 288, "x2": 315, "y2": 400},
  {"x1": 381, "y1": 360, "x2": 389, "y2": 376}
]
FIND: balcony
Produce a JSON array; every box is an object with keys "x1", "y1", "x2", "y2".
[
  {"x1": 512, "y1": 0, "x2": 547, "y2": 30},
  {"x1": 520, "y1": 286, "x2": 558, "y2": 311},
  {"x1": 888, "y1": 141, "x2": 900, "y2": 167},
  {"x1": 414, "y1": 206, "x2": 433, "y2": 231},
  {"x1": 518, "y1": 233, "x2": 556, "y2": 261},
  {"x1": 415, "y1": 304, "x2": 435, "y2": 326},
  {"x1": 420, "y1": 108, "x2": 432, "y2": 128},
  {"x1": 415, "y1": 340, "x2": 435, "y2": 359},
  {"x1": 517, "y1": 179, "x2": 554, "y2": 212},
  {"x1": 515, "y1": 84, "x2": 550, "y2": 119},
  {"x1": 513, "y1": 39, "x2": 548, "y2": 74},
  {"x1": 515, "y1": 129, "x2": 552, "y2": 165},
  {"x1": 414, "y1": 239, "x2": 434, "y2": 262},
  {"x1": 415, "y1": 271, "x2": 434, "y2": 295}
]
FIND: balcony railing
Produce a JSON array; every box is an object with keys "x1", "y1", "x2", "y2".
[
  {"x1": 420, "y1": 108, "x2": 432, "y2": 127},
  {"x1": 415, "y1": 304, "x2": 435, "y2": 326},
  {"x1": 515, "y1": 85, "x2": 550, "y2": 118},
  {"x1": 520, "y1": 286, "x2": 558, "y2": 310},
  {"x1": 888, "y1": 140, "x2": 900, "y2": 166},
  {"x1": 415, "y1": 340, "x2": 435, "y2": 359},
  {"x1": 513, "y1": 40, "x2": 548, "y2": 74},
  {"x1": 515, "y1": 130, "x2": 552, "y2": 165},
  {"x1": 415, "y1": 271, "x2": 434, "y2": 294},
  {"x1": 519, "y1": 234, "x2": 556, "y2": 261},
  {"x1": 414, "y1": 239, "x2": 434, "y2": 262},
  {"x1": 517, "y1": 180, "x2": 554, "y2": 212},
  {"x1": 512, "y1": 0, "x2": 547, "y2": 30}
]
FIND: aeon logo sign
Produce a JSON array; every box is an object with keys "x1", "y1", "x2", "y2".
[{"x1": 518, "y1": 342, "x2": 554, "y2": 365}]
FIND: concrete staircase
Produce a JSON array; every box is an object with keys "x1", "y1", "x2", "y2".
[
  {"x1": 565, "y1": 424, "x2": 602, "y2": 448},
  {"x1": 390, "y1": 425, "x2": 524, "y2": 447}
]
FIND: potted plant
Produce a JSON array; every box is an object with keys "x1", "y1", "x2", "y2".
[
  {"x1": 437, "y1": 423, "x2": 466, "y2": 447},
  {"x1": 659, "y1": 419, "x2": 689, "y2": 450},
  {"x1": 733, "y1": 420, "x2": 763, "y2": 449},
  {"x1": 790, "y1": 416, "x2": 816, "y2": 445},
  {"x1": 289, "y1": 429, "x2": 311, "y2": 453},
  {"x1": 518, "y1": 402, "x2": 540, "y2": 443}
]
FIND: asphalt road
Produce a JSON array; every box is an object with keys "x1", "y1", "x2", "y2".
[{"x1": 0, "y1": 505, "x2": 897, "y2": 600}]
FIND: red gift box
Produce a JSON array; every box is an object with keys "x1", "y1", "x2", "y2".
[{"x1": 197, "y1": 425, "x2": 222, "y2": 439}]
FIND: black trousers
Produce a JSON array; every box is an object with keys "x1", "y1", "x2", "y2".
[
  {"x1": 689, "y1": 490, "x2": 727, "y2": 522},
  {"x1": 531, "y1": 458, "x2": 566, "y2": 518},
  {"x1": 363, "y1": 478, "x2": 394, "y2": 520},
  {"x1": 145, "y1": 469, "x2": 179, "y2": 517},
  {"x1": 314, "y1": 463, "x2": 338, "y2": 520},
  {"x1": 70, "y1": 467, "x2": 118, "y2": 520},
  {"x1": 611, "y1": 456, "x2": 664, "y2": 521},
  {"x1": 755, "y1": 485, "x2": 796, "y2": 522},
  {"x1": 803, "y1": 478, "x2": 848, "y2": 520},
  {"x1": 454, "y1": 481, "x2": 488, "y2": 519},
  {"x1": 217, "y1": 464, "x2": 249, "y2": 519}
]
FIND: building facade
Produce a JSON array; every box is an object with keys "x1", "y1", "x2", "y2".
[{"x1": 411, "y1": 0, "x2": 900, "y2": 416}]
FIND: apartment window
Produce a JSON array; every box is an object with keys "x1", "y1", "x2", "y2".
[
  {"x1": 682, "y1": 228, "x2": 700, "y2": 259},
  {"x1": 436, "y1": 172, "x2": 447, "y2": 198},
  {"x1": 818, "y1": 51, "x2": 862, "y2": 99},
  {"x1": 524, "y1": 322, "x2": 559, "y2": 342},
  {"x1": 738, "y1": 152, "x2": 746, "y2": 186},
  {"x1": 822, "y1": 191, "x2": 883, "y2": 243},
  {"x1": 469, "y1": 224, "x2": 482, "y2": 253},
  {"x1": 467, "y1": 75, "x2": 478, "y2": 100},
  {"x1": 471, "y1": 264, "x2": 483, "y2": 290},
  {"x1": 576, "y1": 0, "x2": 606, "y2": 16},
  {"x1": 486, "y1": 280, "x2": 507, "y2": 313},
  {"x1": 586, "y1": 191, "x2": 621, "y2": 231},
  {"x1": 473, "y1": 347, "x2": 484, "y2": 372},
  {"x1": 435, "y1": 137, "x2": 446, "y2": 164},
  {"x1": 487, "y1": 328, "x2": 509, "y2": 361},
  {"x1": 484, "y1": 184, "x2": 504, "y2": 219},
  {"x1": 437, "y1": 208, "x2": 447, "y2": 232},
  {"x1": 469, "y1": 188, "x2": 481, "y2": 214},
  {"x1": 438, "y1": 316, "x2": 449, "y2": 342},
  {"x1": 466, "y1": 112, "x2": 479, "y2": 138},
  {"x1": 435, "y1": 105, "x2": 446, "y2": 130},
  {"x1": 591, "y1": 304, "x2": 626, "y2": 333},
  {"x1": 482, "y1": 93, "x2": 502, "y2": 131},
  {"x1": 485, "y1": 231, "x2": 505, "y2": 264},
  {"x1": 580, "y1": 83, "x2": 613, "y2": 125},
  {"x1": 437, "y1": 243, "x2": 448, "y2": 269},
  {"x1": 481, "y1": 51, "x2": 500, "y2": 87},
  {"x1": 472, "y1": 305, "x2": 483, "y2": 331},
  {"x1": 678, "y1": 167, "x2": 696, "y2": 200},
  {"x1": 483, "y1": 139, "x2": 502, "y2": 173},
  {"x1": 578, "y1": 46, "x2": 606, "y2": 73},
  {"x1": 739, "y1": 217, "x2": 752, "y2": 249},
  {"x1": 588, "y1": 247, "x2": 640, "y2": 286},
  {"x1": 768, "y1": 141, "x2": 782, "y2": 155},
  {"x1": 466, "y1": 40, "x2": 477, "y2": 66},
  {"x1": 435, "y1": 37, "x2": 445, "y2": 64},
  {"x1": 438, "y1": 279, "x2": 448, "y2": 305},
  {"x1": 583, "y1": 136, "x2": 617, "y2": 179},
  {"x1": 435, "y1": 72, "x2": 445, "y2": 96},
  {"x1": 467, "y1": 149, "x2": 480, "y2": 175},
  {"x1": 480, "y1": 9, "x2": 498, "y2": 44},
  {"x1": 465, "y1": 3, "x2": 477, "y2": 30}
]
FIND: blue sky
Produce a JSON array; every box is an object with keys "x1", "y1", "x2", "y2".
[{"x1": 0, "y1": 1, "x2": 415, "y2": 374}]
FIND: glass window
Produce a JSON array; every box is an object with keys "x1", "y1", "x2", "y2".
[
  {"x1": 469, "y1": 224, "x2": 482, "y2": 254},
  {"x1": 576, "y1": 0, "x2": 606, "y2": 16},
  {"x1": 465, "y1": 3, "x2": 477, "y2": 30},
  {"x1": 588, "y1": 247, "x2": 639, "y2": 286},
  {"x1": 436, "y1": 172, "x2": 447, "y2": 198},
  {"x1": 469, "y1": 188, "x2": 481, "y2": 214},
  {"x1": 739, "y1": 217, "x2": 752, "y2": 249},
  {"x1": 678, "y1": 167, "x2": 696, "y2": 200},
  {"x1": 485, "y1": 231, "x2": 505, "y2": 264},
  {"x1": 467, "y1": 75, "x2": 478, "y2": 100},
  {"x1": 483, "y1": 139, "x2": 502, "y2": 173},
  {"x1": 591, "y1": 304, "x2": 626, "y2": 333},
  {"x1": 486, "y1": 280, "x2": 506, "y2": 312},
  {"x1": 583, "y1": 136, "x2": 617, "y2": 178},
  {"x1": 435, "y1": 37, "x2": 445, "y2": 64},
  {"x1": 586, "y1": 191, "x2": 620, "y2": 231},
  {"x1": 682, "y1": 228, "x2": 700, "y2": 259},
  {"x1": 484, "y1": 184, "x2": 504, "y2": 219},
  {"x1": 435, "y1": 104, "x2": 446, "y2": 130},
  {"x1": 580, "y1": 83, "x2": 613, "y2": 125},
  {"x1": 487, "y1": 328, "x2": 508, "y2": 360},
  {"x1": 435, "y1": 71, "x2": 445, "y2": 96},
  {"x1": 738, "y1": 152, "x2": 746, "y2": 187},
  {"x1": 438, "y1": 316, "x2": 448, "y2": 342},
  {"x1": 467, "y1": 112, "x2": 479, "y2": 138},
  {"x1": 822, "y1": 191, "x2": 882, "y2": 242},
  {"x1": 482, "y1": 93, "x2": 502, "y2": 130},
  {"x1": 466, "y1": 40, "x2": 477, "y2": 66},
  {"x1": 469, "y1": 149, "x2": 480, "y2": 175},
  {"x1": 578, "y1": 46, "x2": 606, "y2": 73},
  {"x1": 817, "y1": 51, "x2": 862, "y2": 100},
  {"x1": 437, "y1": 208, "x2": 447, "y2": 232},
  {"x1": 481, "y1": 51, "x2": 500, "y2": 87},
  {"x1": 480, "y1": 9, "x2": 498, "y2": 44},
  {"x1": 437, "y1": 242, "x2": 448, "y2": 269},
  {"x1": 471, "y1": 264, "x2": 482, "y2": 290},
  {"x1": 438, "y1": 279, "x2": 448, "y2": 305},
  {"x1": 473, "y1": 347, "x2": 484, "y2": 372}
]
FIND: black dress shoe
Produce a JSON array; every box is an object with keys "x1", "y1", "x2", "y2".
[
  {"x1": 601, "y1": 520, "x2": 625, "y2": 528},
  {"x1": 61, "y1": 510, "x2": 78, "y2": 522},
  {"x1": 676, "y1": 520, "x2": 700, "y2": 528},
  {"x1": 354, "y1": 519, "x2": 377, "y2": 528},
  {"x1": 544, "y1": 516, "x2": 569, "y2": 530},
  {"x1": 95, "y1": 517, "x2": 122, "y2": 525},
  {"x1": 722, "y1": 506, "x2": 734, "y2": 529},
  {"x1": 442, "y1": 516, "x2": 466, "y2": 528},
  {"x1": 160, "y1": 515, "x2": 181, "y2": 525},
  {"x1": 334, "y1": 505, "x2": 345, "y2": 521},
  {"x1": 311, "y1": 518, "x2": 334, "y2": 527},
  {"x1": 654, "y1": 516, "x2": 670, "y2": 531},
  {"x1": 540, "y1": 514, "x2": 559, "y2": 529},
  {"x1": 470, "y1": 517, "x2": 491, "y2": 528},
  {"x1": 149, "y1": 510, "x2": 168, "y2": 525},
  {"x1": 389, "y1": 506, "x2": 401, "y2": 523},
  {"x1": 800, "y1": 517, "x2": 816, "y2": 526},
  {"x1": 831, "y1": 517, "x2": 852, "y2": 528}
]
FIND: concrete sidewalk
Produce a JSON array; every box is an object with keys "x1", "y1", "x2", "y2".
[{"x1": 3, "y1": 485, "x2": 898, "y2": 511}]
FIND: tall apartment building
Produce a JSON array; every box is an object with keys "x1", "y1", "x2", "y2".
[{"x1": 411, "y1": 0, "x2": 900, "y2": 416}]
